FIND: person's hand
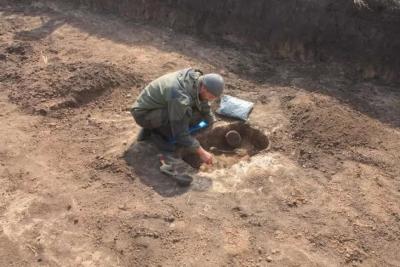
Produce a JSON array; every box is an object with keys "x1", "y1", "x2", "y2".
[{"x1": 196, "y1": 146, "x2": 213, "y2": 165}]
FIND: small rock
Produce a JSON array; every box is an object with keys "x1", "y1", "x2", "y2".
[
  {"x1": 239, "y1": 211, "x2": 248, "y2": 218},
  {"x1": 287, "y1": 200, "x2": 298, "y2": 208},
  {"x1": 118, "y1": 204, "x2": 127, "y2": 211},
  {"x1": 272, "y1": 249, "x2": 280, "y2": 254},
  {"x1": 164, "y1": 216, "x2": 175, "y2": 223},
  {"x1": 266, "y1": 256, "x2": 273, "y2": 262},
  {"x1": 37, "y1": 109, "x2": 48, "y2": 116},
  {"x1": 48, "y1": 48, "x2": 58, "y2": 54}
]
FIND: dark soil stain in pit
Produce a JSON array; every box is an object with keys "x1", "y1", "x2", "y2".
[{"x1": 183, "y1": 121, "x2": 269, "y2": 171}]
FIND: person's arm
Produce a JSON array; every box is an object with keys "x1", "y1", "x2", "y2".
[
  {"x1": 171, "y1": 121, "x2": 212, "y2": 165},
  {"x1": 196, "y1": 146, "x2": 213, "y2": 165},
  {"x1": 169, "y1": 103, "x2": 213, "y2": 165},
  {"x1": 172, "y1": 124, "x2": 212, "y2": 165},
  {"x1": 199, "y1": 101, "x2": 216, "y2": 126},
  {"x1": 168, "y1": 99, "x2": 200, "y2": 151},
  {"x1": 170, "y1": 115, "x2": 201, "y2": 151}
]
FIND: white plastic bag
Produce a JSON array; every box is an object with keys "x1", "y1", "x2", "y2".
[{"x1": 216, "y1": 95, "x2": 254, "y2": 120}]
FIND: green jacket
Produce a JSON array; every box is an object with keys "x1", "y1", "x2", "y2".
[{"x1": 132, "y1": 68, "x2": 214, "y2": 150}]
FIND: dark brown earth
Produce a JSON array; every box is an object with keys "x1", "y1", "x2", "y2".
[
  {"x1": 0, "y1": 1, "x2": 400, "y2": 267},
  {"x1": 51, "y1": 0, "x2": 400, "y2": 82}
]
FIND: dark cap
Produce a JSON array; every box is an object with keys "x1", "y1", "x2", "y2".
[{"x1": 200, "y1": 73, "x2": 224, "y2": 97}]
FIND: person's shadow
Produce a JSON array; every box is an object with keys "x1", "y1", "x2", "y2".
[{"x1": 123, "y1": 141, "x2": 212, "y2": 197}]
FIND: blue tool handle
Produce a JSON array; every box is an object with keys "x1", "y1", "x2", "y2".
[
  {"x1": 189, "y1": 120, "x2": 208, "y2": 134},
  {"x1": 169, "y1": 120, "x2": 209, "y2": 144}
]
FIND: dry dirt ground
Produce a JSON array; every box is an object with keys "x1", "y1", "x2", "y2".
[{"x1": 1, "y1": 2, "x2": 400, "y2": 267}]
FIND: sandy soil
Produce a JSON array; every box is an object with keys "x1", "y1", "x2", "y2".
[{"x1": 1, "y1": 2, "x2": 400, "y2": 266}]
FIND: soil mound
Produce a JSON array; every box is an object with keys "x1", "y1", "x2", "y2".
[
  {"x1": 287, "y1": 95, "x2": 374, "y2": 149},
  {"x1": 280, "y1": 94, "x2": 387, "y2": 171},
  {"x1": 8, "y1": 61, "x2": 138, "y2": 115}
]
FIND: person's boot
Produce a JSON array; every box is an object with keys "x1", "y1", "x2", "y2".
[{"x1": 136, "y1": 128, "x2": 151, "y2": 141}]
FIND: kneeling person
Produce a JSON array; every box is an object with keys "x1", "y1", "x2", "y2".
[{"x1": 130, "y1": 68, "x2": 224, "y2": 165}]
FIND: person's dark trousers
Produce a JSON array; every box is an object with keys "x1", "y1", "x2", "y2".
[
  {"x1": 131, "y1": 108, "x2": 206, "y2": 140},
  {"x1": 131, "y1": 108, "x2": 172, "y2": 139}
]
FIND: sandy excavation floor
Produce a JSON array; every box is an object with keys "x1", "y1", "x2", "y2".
[{"x1": 1, "y1": 2, "x2": 400, "y2": 266}]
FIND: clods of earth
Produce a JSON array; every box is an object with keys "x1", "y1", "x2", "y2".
[{"x1": 0, "y1": 2, "x2": 400, "y2": 267}]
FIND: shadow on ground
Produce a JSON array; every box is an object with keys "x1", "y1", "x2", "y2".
[{"x1": 123, "y1": 141, "x2": 212, "y2": 197}]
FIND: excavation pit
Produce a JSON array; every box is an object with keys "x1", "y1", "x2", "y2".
[{"x1": 182, "y1": 122, "x2": 269, "y2": 171}]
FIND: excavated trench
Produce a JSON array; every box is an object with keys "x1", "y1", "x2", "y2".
[
  {"x1": 39, "y1": 0, "x2": 400, "y2": 82},
  {"x1": 1, "y1": 2, "x2": 400, "y2": 266},
  {"x1": 182, "y1": 122, "x2": 269, "y2": 171}
]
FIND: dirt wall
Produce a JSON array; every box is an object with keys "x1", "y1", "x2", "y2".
[{"x1": 14, "y1": 0, "x2": 400, "y2": 81}]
